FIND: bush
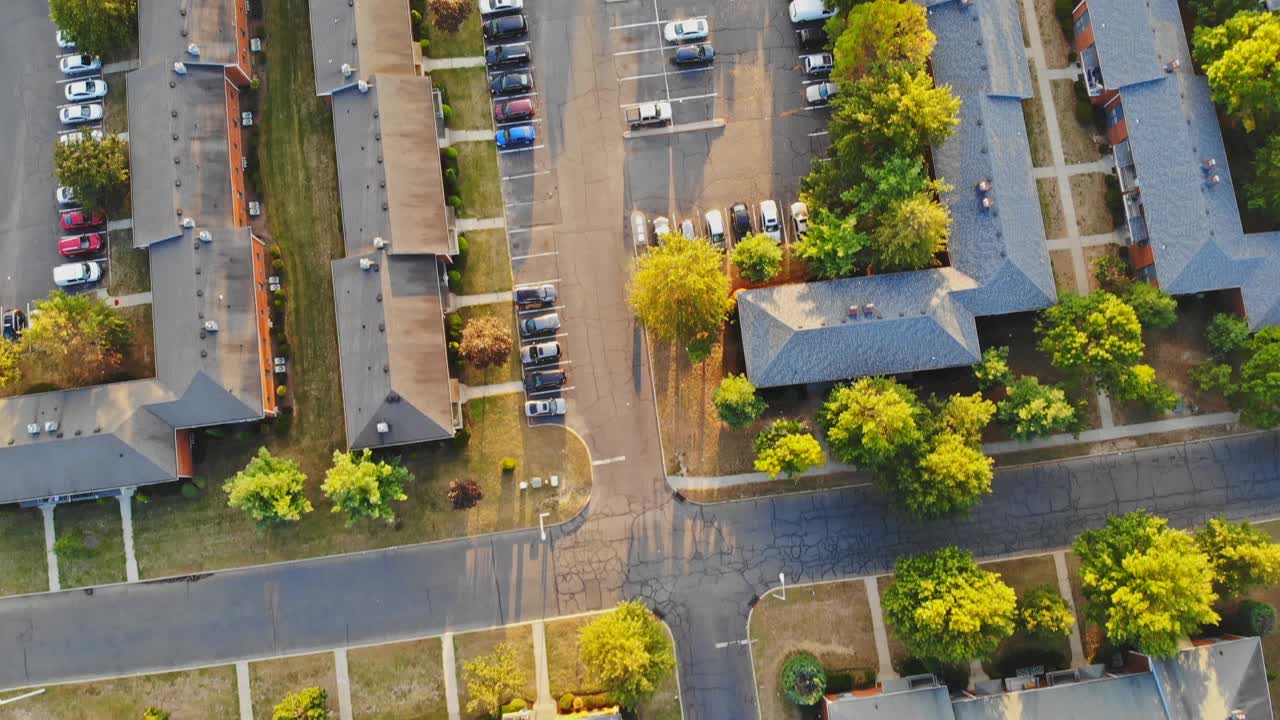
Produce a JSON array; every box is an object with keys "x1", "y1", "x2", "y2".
[
  {"x1": 1074, "y1": 99, "x2": 1094, "y2": 127},
  {"x1": 420, "y1": 38, "x2": 430, "y2": 52},
  {"x1": 559, "y1": 693, "x2": 575, "y2": 713},
  {"x1": 143, "y1": 708, "x2": 171, "y2": 720},
  {"x1": 1054, "y1": 0, "x2": 1076, "y2": 37},
  {"x1": 576, "y1": 693, "x2": 610, "y2": 710},
  {"x1": 269, "y1": 244, "x2": 282, "y2": 258},
  {"x1": 53, "y1": 529, "x2": 90, "y2": 559},
  {"x1": 249, "y1": 77, "x2": 261, "y2": 92},
  {"x1": 1239, "y1": 600, "x2": 1277, "y2": 637},
  {"x1": 500, "y1": 456, "x2": 518, "y2": 472},
  {"x1": 712, "y1": 374, "x2": 766, "y2": 428},
  {"x1": 180, "y1": 482, "x2": 201, "y2": 499},
  {"x1": 500, "y1": 698, "x2": 528, "y2": 713},
  {"x1": 1189, "y1": 360, "x2": 1233, "y2": 394},
  {"x1": 443, "y1": 145, "x2": 460, "y2": 164},
  {"x1": 448, "y1": 194, "x2": 463, "y2": 209},
  {"x1": 825, "y1": 668, "x2": 876, "y2": 694},
  {"x1": 272, "y1": 258, "x2": 285, "y2": 273},
  {"x1": 429, "y1": 0, "x2": 473, "y2": 33},
  {"x1": 457, "y1": 234, "x2": 469, "y2": 255},
  {"x1": 276, "y1": 385, "x2": 287, "y2": 397},
  {"x1": 1093, "y1": 253, "x2": 1131, "y2": 294},
  {"x1": 780, "y1": 652, "x2": 826, "y2": 706},
  {"x1": 1207, "y1": 313, "x2": 1251, "y2": 357},
  {"x1": 973, "y1": 346, "x2": 1012, "y2": 390},
  {"x1": 447, "y1": 269, "x2": 463, "y2": 287},
  {"x1": 448, "y1": 478, "x2": 483, "y2": 509},
  {"x1": 447, "y1": 313, "x2": 465, "y2": 339},
  {"x1": 453, "y1": 426, "x2": 471, "y2": 447}
]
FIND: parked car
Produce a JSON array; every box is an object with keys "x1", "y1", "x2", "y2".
[
  {"x1": 479, "y1": 0, "x2": 523, "y2": 15},
  {"x1": 58, "y1": 233, "x2": 104, "y2": 257},
  {"x1": 495, "y1": 124, "x2": 536, "y2": 149},
  {"x1": 56, "y1": 186, "x2": 77, "y2": 206},
  {"x1": 652, "y1": 216, "x2": 671, "y2": 238},
  {"x1": 796, "y1": 26, "x2": 828, "y2": 50},
  {"x1": 525, "y1": 398, "x2": 567, "y2": 418},
  {"x1": 56, "y1": 30, "x2": 75, "y2": 50},
  {"x1": 485, "y1": 42, "x2": 531, "y2": 68},
  {"x1": 680, "y1": 217, "x2": 698, "y2": 239},
  {"x1": 730, "y1": 201, "x2": 752, "y2": 239},
  {"x1": 59, "y1": 209, "x2": 106, "y2": 232},
  {"x1": 60, "y1": 103, "x2": 103, "y2": 126},
  {"x1": 625, "y1": 102, "x2": 672, "y2": 128},
  {"x1": 789, "y1": 0, "x2": 837, "y2": 24},
  {"x1": 671, "y1": 44, "x2": 714, "y2": 66},
  {"x1": 483, "y1": 14, "x2": 528, "y2": 40},
  {"x1": 52, "y1": 260, "x2": 102, "y2": 287},
  {"x1": 663, "y1": 18, "x2": 709, "y2": 43},
  {"x1": 524, "y1": 369, "x2": 567, "y2": 392},
  {"x1": 705, "y1": 209, "x2": 726, "y2": 244},
  {"x1": 59, "y1": 54, "x2": 101, "y2": 76},
  {"x1": 1, "y1": 309, "x2": 27, "y2": 341},
  {"x1": 801, "y1": 52, "x2": 834, "y2": 77},
  {"x1": 521, "y1": 341, "x2": 561, "y2": 365},
  {"x1": 759, "y1": 200, "x2": 783, "y2": 242},
  {"x1": 490, "y1": 71, "x2": 533, "y2": 96},
  {"x1": 58, "y1": 129, "x2": 104, "y2": 144},
  {"x1": 520, "y1": 312, "x2": 561, "y2": 338},
  {"x1": 64, "y1": 79, "x2": 107, "y2": 102},
  {"x1": 805, "y1": 81, "x2": 838, "y2": 105},
  {"x1": 515, "y1": 284, "x2": 557, "y2": 307},
  {"x1": 495, "y1": 97, "x2": 536, "y2": 123},
  {"x1": 790, "y1": 201, "x2": 810, "y2": 236}
]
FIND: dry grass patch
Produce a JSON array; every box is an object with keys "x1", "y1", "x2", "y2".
[
  {"x1": 0, "y1": 666, "x2": 238, "y2": 720},
  {"x1": 457, "y1": 229, "x2": 513, "y2": 294},
  {"x1": 1037, "y1": 178, "x2": 1066, "y2": 239},
  {"x1": 1049, "y1": 249, "x2": 1080, "y2": 296},
  {"x1": 1022, "y1": 65, "x2": 1053, "y2": 168},
  {"x1": 107, "y1": 230, "x2": 149, "y2": 297},
  {"x1": 681, "y1": 471, "x2": 872, "y2": 503},
  {"x1": 0, "y1": 506, "x2": 46, "y2": 597},
  {"x1": 103, "y1": 72, "x2": 128, "y2": 136},
  {"x1": 749, "y1": 580, "x2": 879, "y2": 720},
  {"x1": 1030, "y1": 0, "x2": 1073, "y2": 68},
  {"x1": 454, "y1": 625, "x2": 537, "y2": 718},
  {"x1": 250, "y1": 653, "x2": 339, "y2": 720},
  {"x1": 993, "y1": 423, "x2": 1248, "y2": 467},
  {"x1": 1070, "y1": 173, "x2": 1118, "y2": 236},
  {"x1": 1051, "y1": 81, "x2": 1103, "y2": 164},
  {"x1": 349, "y1": 638, "x2": 448, "y2": 720}
]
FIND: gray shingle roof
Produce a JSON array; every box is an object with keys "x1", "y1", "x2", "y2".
[
  {"x1": 332, "y1": 253, "x2": 456, "y2": 449},
  {"x1": 331, "y1": 75, "x2": 451, "y2": 257},
  {"x1": 926, "y1": 0, "x2": 1032, "y2": 99},
  {"x1": 1081, "y1": 1, "x2": 1164, "y2": 89},
  {"x1": 307, "y1": 0, "x2": 415, "y2": 96},
  {"x1": 1153, "y1": 636, "x2": 1273, "y2": 720},
  {"x1": 952, "y1": 673, "x2": 1167, "y2": 720},
  {"x1": 139, "y1": 0, "x2": 245, "y2": 69}
]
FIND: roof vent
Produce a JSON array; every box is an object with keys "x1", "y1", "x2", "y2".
[
  {"x1": 980, "y1": 197, "x2": 996, "y2": 210},
  {"x1": 848, "y1": 304, "x2": 860, "y2": 319},
  {"x1": 373, "y1": 236, "x2": 387, "y2": 249},
  {"x1": 26, "y1": 423, "x2": 40, "y2": 436},
  {"x1": 182, "y1": 217, "x2": 195, "y2": 228},
  {"x1": 186, "y1": 43, "x2": 201, "y2": 57},
  {"x1": 1202, "y1": 157, "x2": 1218, "y2": 171},
  {"x1": 44, "y1": 421, "x2": 59, "y2": 433},
  {"x1": 198, "y1": 230, "x2": 212, "y2": 243},
  {"x1": 376, "y1": 421, "x2": 390, "y2": 434},
  {"x1": 1208, "y1": 173, "x2": 1222, "y2": 186},
  {"x1": 203, "y1": 320, "x2": 219, "y2": 332},
  {"x1": 341, "y1": 63, "x2": 355, "y2": 78},
  {"x1": 1165, "y1": 59, "x2": 1181, "y2": 73},
  {"x1": 173, "y1": 61, "x2": 188, "y2": 75},
  {"x1": 357, "y1": 80, "x2": 370, "y2": 93},
  {"x1": 976, "y1": 178, "x2": 992, "y2": 193},
  {"x1": 864, "y1": 303, "x2": 876, "y2": 318},
  {"x1": 359, "y1": 258, "x2": 374, "y2": 270}
]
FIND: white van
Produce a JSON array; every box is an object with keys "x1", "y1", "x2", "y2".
[
  {"x1": 789, "y1": 0, "x2": 837, "y2": 24},
  {"x1": 704, "y1": 209, "x2": 726, "y2": 245},
  {"x1": 801, "y1": 52, "x2": 835, "y2": 77},
  {"x1": 53, "y1": 260, "x2": 102, "y2": 287}
]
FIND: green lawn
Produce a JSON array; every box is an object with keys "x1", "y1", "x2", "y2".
[
  {"x1": 349, "y1": 638, "x2": 449, "y2": 720},
  {"x1": 133, "y1": 394, "x2": 591, "y2": 577},
  {"x1": 251, "y1": 653, "x2": 339, "y2": 720},
  {"x1": 0, "y1": 666, "x2": 238, "y2": 719},
  {"x1": 54, "y1": 500, "x2": 125, "y2": 589},
  {"x1": 107, "y1": 230, "x2": 150, "y2": 296},
  {"x1": 0, "y1": 506, "x2": 47, "y2": 597},
  {"x1": 456, "y1": 303, "x2": 522, "y2": 385},
  {"x1": 432, "y1": 68, "x2": 493, "y2": 131},
  {"x1": 457, "y1": 229, "x2": 513, "y2": 294},
  {"x1": 104, "y1": 72, "x2": 129, "y2": 137},
  {"x1": 454, "y1": 625, "x2": 538, "y2": 718},
  {"x1": 455, "y1": 142, "x2": 504, "y2": 218},
  {"x1": 424, "y1": 10, "x2": 484, "y2": 58}
]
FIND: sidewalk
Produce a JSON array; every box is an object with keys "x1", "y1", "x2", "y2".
[
  {"x1": 459, "y1": 381, "x2": 524, "y2": 402},
  {"x1": 451, "y1": 290, "x2": 513, "y2": 309},
  {"x1": 93, "y1": 290, "x2": 152, "y2": 307},
  {"x1": 456, "y1": 217, "x2": 505, "y2": 232},
  {"x1": 424, "y1": 56, "x2": 486, "y2": 70}
]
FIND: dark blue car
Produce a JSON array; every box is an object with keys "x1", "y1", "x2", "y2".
[{"x1": 495, "y1": 124, "x2": 536, "y2": 149}]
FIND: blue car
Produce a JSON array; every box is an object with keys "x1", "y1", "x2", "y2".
[{"x1": 495, "y1": 124, "x2": 536, "y2": 149}]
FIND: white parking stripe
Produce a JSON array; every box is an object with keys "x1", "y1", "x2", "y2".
[
  {"x1": 618, "y1": 66, "x2": 712, "y2": 82},
  {"x1": 608, "y1": 19, "x2": 668, "y2": 30},
  {"x1": 526, "y1": 386, "x2": 573, "y2": 398},
  {"x1": 518, "y1": 303, "x2": 564, "y2": 314},
  {"x1": 511, "y1": 250, "x2": 558, "y2": 261},
  {"x1": 505, "y1": 227, "x2": 533, "y2": 234},
  {"x1": 505, "y1": 200, "x2": 538, "y2": 208},
  {"x1": 808, "y1": 130, "x2": 829, "y2": 137},
  {"x1": 619, "y1": 92, "x2": 717, "y2": 109},
  {"x1": 519, "y1": 332, "x2": 569, "y2": 346},
  {"x1": 498, "y1": 144, "x2": 543, "y2": 155},
  {"x1": 495, "y1": 118, "x2": 544, "y2": 129},
  {"x1": 612, "y1": 46, "x2": 667, "y2": 57},
  {"x1": 502, "y1": 170, "x2": 551, "y2": 181},
  {"x1": 514, "y1": 278, "x2": 560, "y2": 288}
]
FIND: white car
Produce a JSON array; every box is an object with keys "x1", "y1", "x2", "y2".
[
  {"x1": 60, "y1": 103, "x2": 104, "y2": 126},
  {"x1": 521, "y1": 341, "x2": 561, "y2": 365},
  {"x1": 53, "y1": 260, "x2": 102, "y2": 287},
  {"x1": 759, "y1": 200, "x2": 783, "y2": 242},
  {"x1": 790, "y1": 201, "x2": 809, "y2": 236},
  {"x1": 479, "y1": 0, "x2": 523, "y2": 14},
  {"x1": 789, "y1": 0, "x2": 837, "y2": 24},
  {"x1": 663, "y1": 18, "x2": 709, "y2": 43},
  {"x1": 56, "y1": 186, "x2": 77, "y2": 205},
  {"x1": 525, "y1": 398, "x2": 567, "y2": 418},
  {"x1": 60, "y1": 54, "x2": 101, "y2": 76},
  {"x1": 680, "y1": 217, "x2": 697, "y2": 239},
  {"x1": 652, "y1": 215, "x2": 671, "y2": 239},
  {"x1": 704, "y1": 209, "x2": 725, "y2": 244},
  {"x1": 56, "y1": 30, "x2": 75, "y2": 49},
  {"x1": 65, "y1": 79, "x2": 107, "y2": 102},
  {"x1": 805, "y1": 81, "x2": 838, "y2": 105},
  {"x1": 59, "y1": 129, "x2": 104, "y2": 144}
]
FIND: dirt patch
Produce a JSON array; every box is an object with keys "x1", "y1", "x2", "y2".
[
  {"x1": 1051, "y1": 81, "x2": 1103, "y2": 165},
  {"x1": 979, "y1": 555, "x2": 1071, "y2": 679},
  {"x1": 1070, "y1": 173, "x2": 1118, "y2": 236},
  {"x1": 1022, "y1": 66, "x2": 1054, "y2": 168},
  {"x1": 1081, "y1": 243, "x2": 1120, "y2": 292},
  {"x1": 1038, "y1": 178, "x2": 1067, "y2": 239},
  {"x1": 1030, "y1": 0, "x2": 1074, "y2": 68},
  {"x1": 1049, "y1": 249, "x2": 1080, "y2": 297},
  {"x1": 993, "y1": 423, "x2": 1248, "y2": 467}
]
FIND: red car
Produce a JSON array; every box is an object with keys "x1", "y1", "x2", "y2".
[
  {"x1": 58, "y1": 233, "x2": 104, "y2": 257},
  {"x1": 494, "y1": 98, "x2": 535, "y2": 123},
  {"x1": 59, "y1": 209, "x2": 106, "y2": 232}
]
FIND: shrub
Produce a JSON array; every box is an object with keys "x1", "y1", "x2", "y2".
[
  {"x1": 1019, "y1": 585, "x2": 1076, "y2": 638},
  {"x1": 1207, "y1": 313, "x2": 1251, "y2": 357},
  {"x1": 559, "y1": 693, "x2": 575, "y2": 713},
  {"x1": 447, "y1": 313, "x2": 465, "y2": 339},
  {"x1": 269, "y1": 244, "x2": 282, "y2": 258},
  {"x1": 500, "y1": 456, "x2": 518, "y2": 472},
  {"x1": 459, "y1": 315, "x2": 513, "y2": 368},
  {"x1": 1093, "y1": 253, "x2": 1131, "y2": 294},
  {"x1": 272, "y1": 258, "x2": 285, "y2": 272},
  {"x1": 410, "y1": 8, "x2": 422, "y2": 24},
  {"x1": 447, "y1": 269, "x2": 463, "y2": 287},
  {"x1": 973, "y1": 346, "x2": 1012, "y2": 390},
  {"x1": 1074, "y1": 99, "x2": 1094, "y2": 127},
  {"x1": 457, "y1": 234, "x2": 469, "y2": 255},
  {"x1": 453, "y1": 426, "x2": 471, "y2": 447},
  {"x1": 1239, "y1": 600, "x2": 1277, "y2": 637},
  {"x1": 420, "y1": 38, "x2": 430, "y2": 51},
  {"x1": 448, "y1": 194, "x2": 463, "y2": 209},
  {"x1": 1124, "y1": 282, "x2": 1178, "y2": 330},
  {"x1": 448, "y1": 478, "x2": 483, "y2": 509},
  {"x1": 53, "y1": 529, "x2": 90, "y2": 559},
  {"x1": 180, "y1": 482, "x2": 201, "y2": 499},
  {"x1": 1054, "y1": 0, "x2": 1076, "y2": 37},
  {"x1": 1189, "y1": 360, "x2": 1233, "y2": 394},
  {"x1": 143, "y1": 708, "x2": 171, "y2": 720},
  {"x1": 780, "y1": 652, "x2": 826, "y2": 706},
  {"x1": 276, "y1": 385, "x2": 287, "y2": 397},
  {"x1": 712, "y1": 374, "x2": 766, "y2": 428},
  {"x1": 500, "y1": 698, "x2": 528, "y2": 713},
  {"x1": 731, "y1": 234, "x2": 784, "y2": 283},
  {"x1": 441, "y1": 103, "x2": 455, "y2": 127},
  {"x1": 429, "y1": 0, "x2": 473, "y2": 33}
]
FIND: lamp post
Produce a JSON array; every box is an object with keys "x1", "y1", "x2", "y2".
[
  {"x1": 777, "y1": 572, "x2": 786, "y2": 600},
  {"x1": 539, "y1": 512, "x2": 551, "y2": 541}
]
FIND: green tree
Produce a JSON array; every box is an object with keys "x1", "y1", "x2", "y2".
[
  {"x1": 53, "y1": 134, "x2": 130, "y2": 211},
  {"x1": 272, "y1": 687, "x2": 330, "y2": 720},
  {"x1": 458, "y1": 315, "x2": 513, "y2": 369},
  {"x1": 1187, "y1": 0, "x2": 1266, "y2": 27},
  {"x1": 223, "y1": 448, "x2": 313, "y2": 528},
  {"x1": 780, "y1": 652, "x2": 827, "y2": 706},
  {"x1": 973, "y1": 346, "x2": 1012, "y2": 390},
  {"x1": 847, "y1": 151, "x2": 940, "y2": 222},
  {"x1": 832, "y1": 0, "x2": 935, "y2": 81},
  {"x1": 1195, "y1": 517, "x2": 1280, "y2": 597},
  {"x1": 1036, "y1": 291, "x2": 1145, "y2": 391},
  {"x1": 579, "y1": 601, "x2": 676, "y2": 710},
  {"x1": 0, "y1": 340, "x2": 21, "y2": 389},
  {"x1": 996, "y1": 376, "x2": 1082, "y2": 440},
  {"x1": 18, "y1": 290, "x2": 130, "y2": 389},
  {"x1": 792, "y1": 206, "x2": 868, "y2": 279},
  {"x1": 463, "y1": 643, "x2": 526, "y2": 715},
  {"x1": 753, "y1": 420, "x2": 826, "y2": 479},
  {"x1": 1192, "y1": 10, "x2": 1280, "y2": 131},
  {"x1": 870, "y1": 192, "x2": 950, "y2": 271},
  {"x1": 1246, "y1": 133, "x2": 1280, "y2": 221},
  {"x1": 1189, "y1": 359, "x2": 1234, "y2": 394},
  {"x1": 843, "y1": 70, "x2": 961, "y2": 157},
  {"x1": 713, "y1": 374, "x2": 767, "y2": 428},
  {"x1": 1019, "y1": 585, "x2": 1076, "y2": 639},
  {"x1": 1236, "y1": 326, "x2": 1280, "y2": 427},
  {"x1": 627, "y1": 235, "x2": 731, "y2": 354},
  {"x1": 731, "y1": 233, "x2": 784, "y2": 283},
  {"x1": 934, "y1": 392, "x2": 996, "y2": 441},
  {"x1": 819, "y1": 377, "x2": 924, "y2": 468},
  {"x1": 1123, "y1": 282, "x2": 1178, "y2": 331},
  {"x1": 142, "y1": 708, "x2": 171, "y2": 720},
  {"x1": 903, "y1": 432, "x2": 994, "y2": 518},
  {"x1": 48, "y1": 0, "x2": 137, "y2": 60},
  {"x1": 1093, "y1": 253, "x2": 1132, "y2": 294},
  {"x1": 321, "y1": 449, "x2": 410, "y2": 526},
  {"x1": 1111, "y1": 363, "x2": 1179, "y2": 412},
  {"x1": 1206, "y1": 312, "x2": 1251, "y2": 358},
  {"x1": 1073, "y1": 510, "x2": 1219, "y2": 658},
  {"x1": 882, "y1": 547, "x2": 1017, "y2": 665}
]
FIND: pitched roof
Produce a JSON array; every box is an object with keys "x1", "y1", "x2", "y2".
[
  {"x1": 952, "y1": 674, "x2": 1167, "y2": 720},
  {"x1": 307, "y1": 0, "x2": 414, "y2": 96},
  {"x1": 1153, "y1": 637, "x2": 1273, "y2": 720},
  {"x1": 926, "y1": 0, "x2": 1032, "y2": 99},
  {"x1": 331, "y1": 75, "x2": 451, "y2": 256},
  {"x1": 139, "y1": 0, "x2": 245, "y2": 69},
  {"x1": 127, "y1": 63, "x2": 237, "y2": 248},
  {"x1": 826, "y1": 685, "x2": 955, "y2": 719},
  {"x1": 331, "y1": 253, "x2": 456, "y2": 449},
  {"x1": 1081, "y1": 1, "x2": 1164, "y2": 89}
]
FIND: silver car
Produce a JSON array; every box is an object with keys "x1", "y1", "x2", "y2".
[
  {"x1": 521, "y1": 341, "x2": 561, "y2": 365},
  {"x1": 525, "y1": 398, "x2": 567, "y2": 417},
  {"x1": 520, "y1": 312, "x2": 561, "y2": 338},
  {"x1": 65, "y1": 79, "x2": 107, "y2": 102},
  {"x1": 60, "y1": 103, "x2": 103, "y2": 125}
]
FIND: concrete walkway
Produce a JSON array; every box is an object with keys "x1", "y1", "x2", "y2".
[
  {"x1": 456, "y1": 217, "x2": 506, "y2": 232},
  {"x1": 101, "y1": 59, "x2": 141, "y2": 74},
  {"x1": 40, "y1": 505, "x2": 59, "y2": 592},
  {"x1": 93, "y1": 290, "x2": 152, "y2": 308},
  {"x1": 1054, "y1": 551, "x2": 1087, "y2": 666},
  {"x1": 1031, "y1": 158, "x2": 1113, "y2": 179},
  {"x1": 105, "y1": 218, "x2": 133, "y2": 232},
  {"x1": 236, "y1": 661, "x2": 253, "y2": 720},
  {"x1": 863, "y1": 577, "x2": 897, "y2": 681},
  {"x1": 334, "y1": 649, "x2": 353, "y2": 720},
  {"x1": 531, "y1": 621, "x2": 557, "y2": 720},
  {"x1": 1044, "y1": 66, "x2": 1080, "y2": 81},
  {"x1": 441, "y1": 632, "x2": 461, "y2": 720},
  {"x1": 444, "y1": 129, "x2": 495, "y2": 145},
  {"x1": 460, "y1": 381, "x2": 524, "y2": 402},
  {"x1": 116, "y1": 488, "x2": 139, "y2": 583},
  {"x1": 670, "y1": 462, "x2": 867, "y2": 492},
  {"x1": 451, "y1": 290, "x2": 513, "y2": 308},
  {"x1": 424, "y1": 56, "x2": 487, "y2": 70},
  {"x1": 1046, "y1": 229, "x2": 1126, "y2": 251}
]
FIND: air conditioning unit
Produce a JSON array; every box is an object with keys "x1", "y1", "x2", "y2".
[
  {"x1": 241, "y1": 111, "x2": 254, "y2": 126},
  {"x1": 187, "y1": 43, "x2": 201, "y2": 57},
  {"x1": 203, "y1": 320, "x2": 220, "y2": 333},
  {"x1": 864, "y1": 303, "x2": 876, "y2": 318},
  {"x1": 357, "y1": 80, "x2": 370, "y2": 93},
  {"x1": 248, "y1": 201, "x2": 262, "y2": 217},
  {"x1": 44, "y1": 421, "x2": 58, "y2": 433},
  {"x1": 250, "y1": 37, "x2": 263, "y2": 53},
  {"x1": 182, "y1": 217, "x2": 195, "y2": 228},
  {"x1": 173, "y1": 61, "x2": 188, "y2": 75},
  {"x1": 373, "y1": 236, "x2": 387, "y2": 250},
  {"x1": 341, "y1": 63, "x2": 354, "y2": 78},
  {"x1": 26, "y1": 423, "x2": 40, "y2": 435},
  {"x1": 359, "y1": 258, "x2": 374, "y2": 271},
  {"x1": 198, "y1": 230, "x2": 212, "y2": 243},
  {"x1": 847, "y1": 305, "x2": 860, "y2": 319}
]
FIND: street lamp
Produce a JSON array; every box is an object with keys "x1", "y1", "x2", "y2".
[
  {"x1": 539, "y1": 512, "x2": 551, "y2": 541},
  {"x1": 777, "y1": 572, "x2": 786, "y2": 600}
]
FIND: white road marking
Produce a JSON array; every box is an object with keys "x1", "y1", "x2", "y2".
[
  {"x1": 496, "y1": 118, "x2": 544, "y2": 129},
  {"x1": 517, "y1": 303, "x2": 564, "y2": 314},
  {"x1": 613, "y1": 46, "x2": 667, "y2": 57},
  {"x1": 498, "y1": 144, "x2": 543, "y2": 155},
  {"x1": 714, "y1": 639, "x2": 756, "y2": 649},
  {"x1": 511, "y1": 250, "x2": 558, "y2": 261},
  {"x1": 807, "y1": 130, "x2": 829, "y2": 137},
  {"x1": 526, "y1": 385, "x2": 574, "y2": 398},
  {"x1": 609, "y1": 19, "x2": 668, "y2": 30},
  {"x1": 618, "y1": 66, "x2": 712, "y2": 83},
  {"x1": 620, "y1": 92, "x2": 717, "y2": 109},
  {"x1": 591, "y1": 456, "x2": 627, "y2": 467},
  {"x1": 505, "y1": 200, "x2": 538, "y2": 208},
  {"x1": 514, "y1": 278, "x2": 561, "y2": 288},
  {"x1": 502, "y1": 170, "x2": 551, "y2": 181}
]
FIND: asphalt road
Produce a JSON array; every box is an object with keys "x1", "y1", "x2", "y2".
[{"x1": 0, "y1": 0, "x2": 64, "y2": 310}]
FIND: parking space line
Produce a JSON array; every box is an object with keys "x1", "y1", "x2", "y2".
[
  {"x1": 502, "y1": 170, "x2": 551, "y2": 181},
  {"x1": 520, "y1": 331, "x2": 569, "y2": 345},
  {"x1": 498, "y1": 144, "x2": 544, "y2": 155},
  {"x1": 518, "y1": 304, "x2": 563, "y2": 315},
  {"x1": 490, "y1": 65, "x2": 536, "y2": 77},
  {"x1": 526, "y1": 387, "x2": 572, "y2": 398},
  {"x1": 808, "y1": 130, "x2": 829, "y2": 137},
  {"x1": 620, "y1": 92, "x2": 717, "y2": 109},
  {"x1": 613, "y1": 46, "x2": 667, "y2": 57},
  {"x1": 514, "y1": 278, "x2": 561, "y2": 288},
  {"x1": 803, "y1": 104, "x2": 830, "y2": 111},
  {"x1": 506, "y1": 227, "x2": 533, "y2": 234},
  {"x1": 618, "y1": 66, "x2": 712, "y2": 83},
  {"x1": 496, "y1": 119, "x2": 544, "y2": 129},
  {"x1": 609, "y1": 19, "x2": 667, "y2": 30},
  {"x1": 511, "y1": 250, "x2": 558, "y2": 261},
  {"x1": 505, "y1": 200, "x2": 538, "y2": 208}
]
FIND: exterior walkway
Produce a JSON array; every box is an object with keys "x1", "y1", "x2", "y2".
[
  {"x1": 1031, "y1": 158, "x2": 1113, "y2": 179},
  {"x1": 863, "y1": 577, "x2": 896, "y2": 681},
  {"x1": 451, "y1": 290, "x2": 513, "y2": 308},
  {"x1": 105, "y1": 218, "x2": 133, "y2": 232},
  {"x1": 531, "y1": 621, "x2": 557, "y2": 720},
  {"x1": 456, "y1": 217, "x2": 506, "y2": 232},
  {"x1": 459, "y1": 381, "x2": 524, "y2": 402},
  {"x1": 1054, "y1": 551, "x2": 1087, "y2": 666},
  {"x1": 93, "y1": 290, "x2": 152, "y2": 307},
  {"x1": 334, "y1": 649, "x2": 354, "y2": 720},
  {"x1": 40, "y1": 504, "x2": 58, "y2": 592},
  {"x1": 443, "y1": 129, "x2": 495, "y2": 145},
  {"x1": 101, "y1": 59, "x2": 141, "y2": 74},
  {"x1": 116, "y1": 488, "x2": 139, "y2": 583},
  {"x1": 236, "y1": 661, "x2": 252, "y2": 720},
  {"x1": 442, "y1": 632, "x2": 461, "y2": 720},
  {"x1": 424, "y1": 56, "x2": 486, "y2": 70}
]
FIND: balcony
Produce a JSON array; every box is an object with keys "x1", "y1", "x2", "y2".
[
  {"x1": 1125, "y1": 195, "x2": 1150, "y2": 246},
  {"x1": 1113, "y1": 140, "x2": 1138, "y2": 192},
  {"x1": 1081, "y1": 47, "x2": 1104, "y2": 97}
]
